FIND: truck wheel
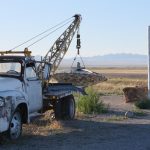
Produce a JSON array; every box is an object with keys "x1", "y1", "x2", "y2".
[
  {"x1": 54, "y1": 100, "x2": 62, "y2": 119},
  {"x1": 8, "y1": 111, "x2": 22, "y2": 140},
  {"x1": 62, "y1": 95, "x2": 75, "y2": 120}
]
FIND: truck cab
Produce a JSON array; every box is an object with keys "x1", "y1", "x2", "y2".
[{"x1": 0, "y1": 56, "x2": 42, "y2": 139}]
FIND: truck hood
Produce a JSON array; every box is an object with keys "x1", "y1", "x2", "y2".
[{"x1": 0, "y1": 77, "x2": 22, "y2": 91}]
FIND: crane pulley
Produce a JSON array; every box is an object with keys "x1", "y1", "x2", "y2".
[{"x1": 76, "y1": 32, "x2": 81, "y2": 54}]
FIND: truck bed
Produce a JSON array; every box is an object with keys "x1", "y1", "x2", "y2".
[{"x1": 44, "y1": 83, "x2": 85, "y2": 99}]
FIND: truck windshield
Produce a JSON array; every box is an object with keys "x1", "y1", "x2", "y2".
[{"x1": 0, "y1": 62, "x2": 21, "y2": 76}]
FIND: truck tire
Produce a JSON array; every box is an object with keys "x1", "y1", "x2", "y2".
[
  {"x1": 54, "y1": 100, "x2": 63, "y2": 119},
  {"x1": 8, "y1": 111, "x2": 22, "y2": 140},
  {"x1": 62, "y1": 95, "x2": 75, "y2": 120}
]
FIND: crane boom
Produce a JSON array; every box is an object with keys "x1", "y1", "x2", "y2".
[{"x1": 43, "y1": 14, "x2": 82, "y2": 75}]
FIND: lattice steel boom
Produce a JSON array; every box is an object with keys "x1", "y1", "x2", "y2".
[{"x1": 43, "y1": 14, "x2": 82, "y2": 75}]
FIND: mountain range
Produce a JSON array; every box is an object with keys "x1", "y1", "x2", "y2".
[{"x1": 59, "y1": 53, "x2": 148, "y2": 67}]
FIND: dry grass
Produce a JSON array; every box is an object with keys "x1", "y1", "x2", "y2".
[
  {"x1": 92, "y1": 78, "x2": 147, "y2": 95},
  {"x1": 49, "y1": 120, "x2": 62, "y2": 130},
  {"x1": 89, "y1": 67, "x2": 147, "y2": 95},
  {"x1": 102, "y1": 115, "x2": 127, "y2": 122},
  {"x1": 89, "y1": 67, "x2": 147, "y2": 74},
  {"x1": 23, "y1": 111, "x2": 63, "y2": 136}
]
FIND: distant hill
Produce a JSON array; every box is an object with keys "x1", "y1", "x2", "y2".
[{"x1": 60, "y1": 53, "x2": 147, "y2": 67}]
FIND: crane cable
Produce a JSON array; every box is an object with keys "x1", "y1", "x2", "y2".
[
  {"x1": 27, "y1": 19, "x2": 73, "y2": 48},
  {"x1": 9, "y1": 16, "x2": 73, "y2": 51},
  {"x1": 71, "y1": 53, "x2": 85, "y2": 69}
]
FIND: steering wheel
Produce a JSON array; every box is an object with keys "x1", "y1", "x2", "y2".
[{"x1": 7, "y1": 70, "x2": 19, "y2": 74}]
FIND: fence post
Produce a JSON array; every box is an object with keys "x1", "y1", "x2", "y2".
[{"x1": 148, "y1": 26, "x2": 150, "y2": 99}]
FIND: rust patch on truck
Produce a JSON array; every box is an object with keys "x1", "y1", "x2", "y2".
[{"x1": 1, "y1": 97, "x2": 14, "y2": 122}]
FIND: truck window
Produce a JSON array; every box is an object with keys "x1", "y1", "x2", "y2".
[
  {"x1": 0, "y1": 62, "x2": 21, "y2": 76},
  {"x1": 26, "y1": 67, "x2": 37, "y2": 79}
]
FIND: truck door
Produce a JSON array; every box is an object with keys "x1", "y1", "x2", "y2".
[{"x1": 25, "y1": 66, "x2": 42, "y2": 113}]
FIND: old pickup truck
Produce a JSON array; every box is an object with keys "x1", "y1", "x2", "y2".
[{"x1": 0, "y1": 14, "x2": 83, "y2": 140}]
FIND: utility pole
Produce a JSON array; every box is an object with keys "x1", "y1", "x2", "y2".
[{"x1": 148, "y1": 26, "x2": 150, "y2": 99}]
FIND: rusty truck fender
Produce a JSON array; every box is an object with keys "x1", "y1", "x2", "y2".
[{"x1": 0, "y1": 90, "x2": 29, "y2": 133}]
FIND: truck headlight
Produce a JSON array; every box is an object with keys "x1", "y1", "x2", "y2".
[{"x1": 0, "y1": 97, "x2": 5, "y2": 107}]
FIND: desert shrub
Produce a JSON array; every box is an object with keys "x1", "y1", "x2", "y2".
[
  {"x1": 76, "y1": 88, "x2": 108, "y2": 114},
  {"x1": 135, "y1": 99, "x2": 150, "y2": 109},
  {"x1": 133, "y1": 108, "x2": 146, "y2": 116}
]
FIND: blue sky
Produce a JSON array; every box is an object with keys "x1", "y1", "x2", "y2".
[{"x1": 0, "y1": 0, "x2": 150, "y2": 57}]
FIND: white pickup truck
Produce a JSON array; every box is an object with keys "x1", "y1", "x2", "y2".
[{"x1": 0, "y1": 55, "x2": 84, "y2": 140}]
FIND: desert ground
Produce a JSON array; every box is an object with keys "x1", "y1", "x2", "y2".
[{"x1": 1, "y1": 67, "x2": 150, "y2": 150}]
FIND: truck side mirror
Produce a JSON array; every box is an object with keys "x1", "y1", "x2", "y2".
[{"x1": 43, "y1": 63, "x2": 51, "y2": 80}]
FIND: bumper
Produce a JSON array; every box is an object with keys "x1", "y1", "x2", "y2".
[{"x1": 0, "y1": 117, "x2": 9, "y2": 133}]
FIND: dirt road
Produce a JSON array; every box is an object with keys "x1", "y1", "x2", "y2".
[
  {"x1": 1, "y1": 118, "x2": 150, "y2": 150},
  {"x1": 1, "y1": 95, "x2": 150, "y2": 150}
]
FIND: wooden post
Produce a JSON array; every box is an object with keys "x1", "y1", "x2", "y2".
[{"x1": 148, "y1": 26, "x2": 150, "y2": 99}]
